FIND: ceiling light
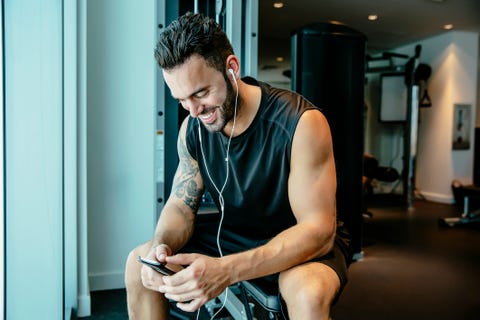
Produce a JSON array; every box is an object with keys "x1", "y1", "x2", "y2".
[
  {"x1": 367, "y1": 14, "x2": 379, "y2": 21},
  {"x1": 329, "y1": 20, "x2": 344, "y2": 25},
  {"x1": 443, "y1": 24, "x2": 454, "y2": 30},
  {"x1": 273, "y1": 2, "x2": 284, "y2": 9},
  {"x1": 276, "y1": 56, "x2": 284, "y2": 62}
]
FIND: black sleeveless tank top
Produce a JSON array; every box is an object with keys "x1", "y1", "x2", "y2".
[{"x1": 186, "y1": 77, "x2": 319, "y2": 240}]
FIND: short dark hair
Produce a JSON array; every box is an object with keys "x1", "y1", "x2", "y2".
[{"x1": 154, "y1": 12, "x2": 234, "y2": 72}]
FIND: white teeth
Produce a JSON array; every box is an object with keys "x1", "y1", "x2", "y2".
[{"x1": 199, "y1": 111, "x2": 214, "y2": 119}]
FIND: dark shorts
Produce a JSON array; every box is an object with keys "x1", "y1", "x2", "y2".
[{"x1": 179, "y1": 214, "x2": 350, "y2": 303}]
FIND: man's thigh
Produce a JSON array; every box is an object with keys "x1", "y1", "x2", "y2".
[
  {"x1": 279, "y1": 239, "x2": 349, "y2": 305},
  {"x1": 182, "y1": 214, "x2": 349, "y2": 300}
]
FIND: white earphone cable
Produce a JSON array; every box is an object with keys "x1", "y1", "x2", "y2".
[{"x1": 196, "y1": 71, "x2": 238, "y2": 320}]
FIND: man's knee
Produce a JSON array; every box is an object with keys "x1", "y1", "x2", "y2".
[
  {"x1": 279, "y1": 262, "x2": 340, "y2": 315},
  {"x1": 125, "y1": 242, "x2": 171, "y2": 319},
  {"x1": 125, "y1": 242, "x2": 151, "y2": 288}
]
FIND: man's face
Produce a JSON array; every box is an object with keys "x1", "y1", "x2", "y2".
[{"x1": 163, "y1": 55, "x2": 236, "y2": 133}]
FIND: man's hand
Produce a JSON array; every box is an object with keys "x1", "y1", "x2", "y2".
[
  {"x1": 159, "y1": 253, "x2": 231, "y2": 312},
  {"x1": 140, "y1": 244, "x2": 174, "y2": 292},
  {"x1": 152, "y1": 244, "x2": 173, "y2": 263}
]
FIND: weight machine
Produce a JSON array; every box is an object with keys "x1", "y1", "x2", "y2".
[{"x1": 366, "y1": 45, "x2": 431, "y2": 208}]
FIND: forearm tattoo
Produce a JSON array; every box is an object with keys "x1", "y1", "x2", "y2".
[{"x1": 171, "y1": 135, "x2": 203, "y2": 211}]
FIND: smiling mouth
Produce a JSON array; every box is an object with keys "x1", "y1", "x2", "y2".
[{"x1": 199, "y1": 109, "x2": 216, "y2": 123}]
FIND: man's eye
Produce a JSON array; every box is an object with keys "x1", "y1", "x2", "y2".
[{"x1": 194, "y1": 91, "x2": 207, "y2": 99}]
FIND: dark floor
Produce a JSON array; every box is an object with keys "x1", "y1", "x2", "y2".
[
  {"x1": 78, "y1": 196, "x2": 480, "y2": 319},
  {"x1": 333, "y1": 196, "x2": 480, "y2": 320}
]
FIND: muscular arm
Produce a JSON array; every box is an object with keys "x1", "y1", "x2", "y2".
[
  {"x1": 160, "y1": 110, "x2": 337, "y2": 312},
  {"x1": 222, "y1": 109, "x2": 337, "y2": 282},
  {"x1": 152, "y1": 117, "x2": 204, "y2": 253}
]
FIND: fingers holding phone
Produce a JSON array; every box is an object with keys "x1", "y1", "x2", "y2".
[
  {"x1": 152, "y1": 243, "x2": 173, "y2": 263},
  {"x1": 139, "y1": 244, "x2": 175, "y2": 291},
  {"x1": 138, "y1": 256, "x2": 176, "y2": 276}
]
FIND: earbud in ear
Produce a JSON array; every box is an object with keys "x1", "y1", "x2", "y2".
[{"x1": 228, "y1": 68, "x2": 235, "y2": 78}]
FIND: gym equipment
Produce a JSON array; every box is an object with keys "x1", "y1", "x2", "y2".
[
  {"x1": 205, "y1": 279, "x2": 284, "y2": 320},
  {"x1": 439, "y1": 180, "x2": 480, "y2": 227},
  {"x1": 367, "y1": 45, "x2": 430, "y2": 208},
  {"x1": 291, "y1": 22, "x2": 366, "y2": 256}
]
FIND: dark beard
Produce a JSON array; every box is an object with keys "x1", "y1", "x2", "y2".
[{"x1": 204, "y1": 75, "x2": 237, "y2": 133}]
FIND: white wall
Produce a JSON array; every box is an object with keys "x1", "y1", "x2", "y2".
[
  {"x1": 86, "y1": 0, "x2": 157, "y2": 290},
  {"x1": 365, "y1": 31, "x2": 479, "y2": 203},
  {"x1": 0, "y1": 3, "x2": 4, "y2": 318},
  {"x1": 415, "y1": 32, "x2": 478, "y2": 202},
  {"x1": 64, "y1": 0, "x2": 80, "y2": 316},
  {"x1": 4, "y1": 0, "x2": 64, "y2": 318}
]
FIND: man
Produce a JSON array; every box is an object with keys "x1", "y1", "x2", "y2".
[{"x1": 125, "y1": 12, "x2": 350, "y2": 320}]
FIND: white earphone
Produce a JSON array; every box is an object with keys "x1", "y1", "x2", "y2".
[
  {"x1": 194, "y1": 65, "x2": 239, "y2": 320},
  {"x1": 228, "y1": 68, "x2": 237, "y2": 85}
]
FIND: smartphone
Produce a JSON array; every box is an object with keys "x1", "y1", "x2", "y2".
[{"x1": 137, "y1": 256, "x2": 176, "y2": 276}]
